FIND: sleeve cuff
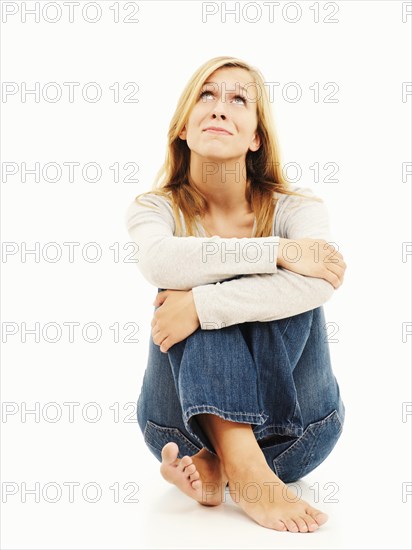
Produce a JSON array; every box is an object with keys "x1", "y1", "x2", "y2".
[{"x1": 192, "y1": 284, "x2": 223, "y2": 330}]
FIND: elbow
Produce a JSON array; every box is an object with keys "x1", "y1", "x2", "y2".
[{"x1": 137, "y1": 260, "x2": 188, "y2": 290}]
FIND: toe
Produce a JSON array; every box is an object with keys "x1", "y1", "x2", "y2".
[
  {"x1": 179, "y1": 456, "x2": 192, "y2": 471},
  {"x1": 271, "y1": 519, "x2": 287, "y2": 532},
  {"x1": 184, "y1": 463, "x2": 197, "y2": 476},
  {"x1": 189, "y1": 470, "x2": 200, "y2": 482},
  {"x1": 294, "y1": 516, "x2": 309, "y2": 533},
  {"x1": 161, "y1": 442, "x2": 179, "y2": 464},
  {"x1": 307, "y1": 507, "x2": 328, "y2": 526},
  {"x1": 313, "y1": 511, "x2": 328, "y2": 526},
  {"x1": 284, "y1": 519, "x2": 299, "y2": 533},
  {"x1": 192, "y1": 479, "x2": 201, "y2": 490},
  {"x1": 302, "y1": 513, "x2": 319, "y2": 531}
]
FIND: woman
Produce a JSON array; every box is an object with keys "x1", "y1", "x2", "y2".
[{"x1": 125, "y1": 56, "x2": 346, "y2": 533}]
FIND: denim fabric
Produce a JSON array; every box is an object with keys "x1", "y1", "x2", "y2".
[{"x1": 137, "y1": 288, "x2": 345, "y2": 483}]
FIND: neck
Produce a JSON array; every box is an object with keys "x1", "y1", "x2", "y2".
[{"x1": 189, "y1": 152, "x2": 251, "y2": 215}]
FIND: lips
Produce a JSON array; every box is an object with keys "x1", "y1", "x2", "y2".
[{"x1": 203, "y1": 126, "x2": 232, "y2": 135}]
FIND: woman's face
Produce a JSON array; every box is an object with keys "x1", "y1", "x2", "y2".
[{"x1": 179, "y1": 67, "x2": 261, "y2": 161}]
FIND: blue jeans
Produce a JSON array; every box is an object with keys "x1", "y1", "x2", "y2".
[{"x1": 137, "y1": 289, "x2": 345, "y2": 484}]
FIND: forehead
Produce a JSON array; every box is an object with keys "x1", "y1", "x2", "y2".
[
  {"x1": 201, "y1": 67, "x2": 259, "y2": 101},
  {"x1": 205, "y1": 66, "x2": 252, "y2": 85},
  {"x1": 206, "y1": 67, "x2": 253, "y2": 83}
]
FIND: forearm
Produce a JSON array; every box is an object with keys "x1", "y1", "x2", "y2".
[
  {"x1": 191, "y1": 269, "x2": 334, "y2": 330},
  {"x1": 135, "y1": 233, "x2": 281, "y2": 290}
]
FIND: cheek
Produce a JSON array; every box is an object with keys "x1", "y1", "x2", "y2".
[
  {"x1": 188, "y1": 104, "x2": 205, "y2": 124},
  {"x1": 241, "y1": 117, "x2": 259, "y2": 139}
]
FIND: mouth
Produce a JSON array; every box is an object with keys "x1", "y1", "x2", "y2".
[{"x1": 203, "y1": 127, "x2": 233, "y2": 135}]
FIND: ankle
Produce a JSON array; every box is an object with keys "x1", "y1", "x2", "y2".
[
  {"x1": 195, "y1": 448, "x2": 215, "y2": 460},
  {"x1": 223, "y1": 452, "x2": 268, "y2": 480}
]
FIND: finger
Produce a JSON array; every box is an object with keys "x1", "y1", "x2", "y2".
[
  {"x1": 327, "y1": 262, "x2": 344, "y2": 275},
  {"x1": 324, "y1": 249, "x2": 341, "y2": 264},
  {"x1": 327, "y1": 262, "x2": 346, "y2": 281},
  {"x1": 325, "y1": 270, "x2": 341, "y2": 289},
  {"x1": 322, "y1": 269, "x2": 341, "y2": 289},
  {"x1": 159, "y1": 337, "x2": 171, "y2": 353},
  {"x1": 152, "y1": 329, "x2": 163, "y2": 344}
]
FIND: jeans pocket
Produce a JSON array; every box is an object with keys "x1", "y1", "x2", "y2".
[
  {"x1": 143, "y1": 420, "x2": 201, "y2": 458},
  {"x1": 272, "y1": 409, "x2": 343, "y2": 483}
]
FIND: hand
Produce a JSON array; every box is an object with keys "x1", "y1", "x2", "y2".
[
  {"x1": 277, "y1": 238, "x2": 347, "y2": 289},
  {"x1": 151, "y1": 290, "x2": 200, "y2": 353}
]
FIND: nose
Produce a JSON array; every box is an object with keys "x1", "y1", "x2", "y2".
[
  {"x1": 212, "y1": 112, "x2": 226, "y2": 120},
  {"x1": 211, "y1": 97, "x2": 228, "y2": 120}
]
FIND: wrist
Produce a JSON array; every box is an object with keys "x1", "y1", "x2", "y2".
[
  {"x1": 277, "y1": 238, "x2": 287, "y2": 268},
  {"x1": 187, "y1": 290, "x2": 200, "y2": 325}
]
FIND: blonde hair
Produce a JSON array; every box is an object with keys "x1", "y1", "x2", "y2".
[{"x1": 134, "y1": 55, "x2": 320, "y2": 237}]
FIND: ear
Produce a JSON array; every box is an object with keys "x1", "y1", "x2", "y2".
[
  {"x1": 179, "y1": 125, "x2": 187, "y2": 140},
  {"x1": 249, "y1": 131, "x2": 261, "y2": 152}
]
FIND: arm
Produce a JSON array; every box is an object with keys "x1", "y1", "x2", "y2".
[
  {"x1": 191, "y1": 188, "x2": 337, "y2": 329},
  {"x1": 191, "y1": 270, "x2": 334, "y2": 329},
  {"x1": 125, "y1": 193, "x2": 280, "y2": 289}
]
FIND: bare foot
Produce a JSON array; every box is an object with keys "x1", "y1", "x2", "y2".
[
  {"x1": 226, "y1": 459, "x2": 328, "y2": 532},
  {"x1": 160, "y1": 442, "x2": 228, "y2": 506}
]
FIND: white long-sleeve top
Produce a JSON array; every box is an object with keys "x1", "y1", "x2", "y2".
[{"x1": 125, "y1": 186, "x2": 335, "y2": 329}]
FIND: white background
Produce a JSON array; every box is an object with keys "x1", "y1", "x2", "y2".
[{"x1": 1, "y1": 0, "x2": 411, "y2": 548}]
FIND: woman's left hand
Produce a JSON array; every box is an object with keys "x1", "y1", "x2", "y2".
[{"x1": 151, "y1": 290, "x2": 200, "y2": 353}]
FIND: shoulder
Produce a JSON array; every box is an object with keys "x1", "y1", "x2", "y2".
[
  {"x1": 124, "y1": 191, "x2": 175, "y2": 231},
  {"x1": 273, "y1": 185, "x2": 322, "y2": 208},
  {"x1": 273, "y1": 185, "x2": 327, "y2": 218},
  {"x1": 272, "y1": 186, "x2": 330, "y2": 240}
]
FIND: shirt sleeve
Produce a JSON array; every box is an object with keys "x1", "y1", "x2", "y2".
[
  {"x1": 191, "y1": 187, "x2": 336, "y2": 329},
  {"x1": 125, "y1": 193, "x2": 280, "y2": 290}
]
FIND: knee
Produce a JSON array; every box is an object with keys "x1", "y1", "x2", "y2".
[{"x1": 266, "y1": 308, "x2": 315, "y2": 339}]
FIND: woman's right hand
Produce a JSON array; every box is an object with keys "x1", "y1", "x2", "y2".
[{"x1": 277, "y1": 238, "x2": 347, "y2": 289}]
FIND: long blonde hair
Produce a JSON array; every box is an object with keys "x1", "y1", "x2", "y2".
[{"x1": 134, "y1": 55, "x2": 320, "y2": 237}]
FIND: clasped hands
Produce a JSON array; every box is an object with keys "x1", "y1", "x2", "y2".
[{"x1": 151, "y1": 289, "x2": 200, "y2": 353}]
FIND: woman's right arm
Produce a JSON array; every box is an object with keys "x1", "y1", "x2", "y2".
[{"x1": 125, "y1": 193, "x2": 281, "y2": 289}]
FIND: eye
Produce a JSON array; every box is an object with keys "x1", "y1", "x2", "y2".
[
  {"x1": 199, "y1": 90, "x2": 247, "y2": 105},
  {"x1": 233, "y1": 94, "x2": 247, "y2": 105},
  {"x1": 199, "y1": 90, "x2": 213, "y2": 100}
]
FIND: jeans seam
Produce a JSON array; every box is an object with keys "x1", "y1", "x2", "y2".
[
  {"x1": 254, "y1": 423, "x2": 303, "y2": 439},
  {"x1": 144, "y1": 420, "x2": 201, "y2": 454},
  {"x1": 184, "y1": 405, "x2": 268, "y2": 425},
  {"x1": 273, "y1": 409, "x2": 338, "y2": 465},
  {"x1": 280, "y1": 317, "x2": 292, "y2": 337},
  {"x1": 183, "y1": 406, "x2": 269, "y2": 456}
]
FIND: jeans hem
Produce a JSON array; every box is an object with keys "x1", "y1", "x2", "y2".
[
  {"x1": 184, "y1": 404, "x2": 269, "y2": 426},
  {"x1": 254, "y1": 424, "x2": 304, "y2": 440},
  {"x1": 183, "y1": 405, "x2": 269, "y2": 456}
]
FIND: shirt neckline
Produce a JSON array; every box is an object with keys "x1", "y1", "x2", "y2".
[{"x1": 196, "y1": 216, "x2": 257, "y2": 238}]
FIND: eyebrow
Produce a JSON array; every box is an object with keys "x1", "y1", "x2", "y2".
[{"x1": 201, "y1": 81, "x2": 248, "y2": 95}]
